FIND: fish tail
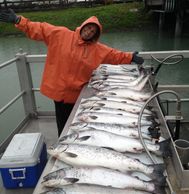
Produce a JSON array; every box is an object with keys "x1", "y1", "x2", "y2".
[
  {"x1": 150, "y1": 120, "x2": 160, "y2": 129},
  {"x1": 146, "y1": 105, "x2": 153, "y2": 110},
  {"x1": 159, "y1": 138, "x2": 172, "y2": 158},
  {"x1": 149, "y1": 164, "x2": 166, "y2": 181},
  {"x1": 151, "y1": 120, "x2": 160, "y2": 128},
  {"x1": 148, "y1": 126, "x2": 161, "y2": 139},
  {"x1": 142, "y1": 114, "x2": 159, "y2": 123},
  {"x1": 150, "y1": 111, "x2": 158, "y2": 119},
  {"x1": 142, "y1": 115, "x2": 154, "y2": 121},
  {"x1": 153, "y1": 185, "x2": 166, "y2": 194}
]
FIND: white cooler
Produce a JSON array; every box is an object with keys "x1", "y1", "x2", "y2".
[{"x1": 0, "y1": 133, "x2": 47, "y2": 188}]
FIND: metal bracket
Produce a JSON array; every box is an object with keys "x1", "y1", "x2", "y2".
[{"x1": 165, "y1": 115, "x2": 184, "y2": 121}]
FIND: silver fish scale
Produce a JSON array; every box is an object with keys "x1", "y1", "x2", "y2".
[
  {"x1": 80, "y1": 100, "x2": 152, "y2": 115},
  {"x1": 57, "y1": 144, "x2": 154, "y2": 175},
  {"x1": 60, "y1": 129, "x2": 153, "y2": 153},
  {"x1": 44, "y1": 184, "x2": 153, "y2": 194},
  {"x1": 69, "y1": 122, "x2": 151, "y2": 134},
  {"x1": 43, "y1": 166, "x2": 156, "y2": 192}
]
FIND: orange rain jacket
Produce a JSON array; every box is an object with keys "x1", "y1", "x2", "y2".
[{"x1": 16, "y1": 16, "x2": 133, "y2": 103}]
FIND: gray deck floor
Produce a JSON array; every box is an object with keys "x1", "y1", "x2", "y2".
[{"x1": 0, "y1": 117, "x2": 58, "y2": 194}]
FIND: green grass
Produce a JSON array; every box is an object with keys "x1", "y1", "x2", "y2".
[{"x1": 0, "y1": 2, "x2": 152, "y2": 36}]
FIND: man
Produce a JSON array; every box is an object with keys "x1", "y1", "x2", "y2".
[{"x1": 0, "y1": 9, "x2": 144, "y2": 137}]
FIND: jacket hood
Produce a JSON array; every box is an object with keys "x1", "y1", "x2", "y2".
[{"x1": 76, "y1": 16, "x2": 102, "y2": 43}]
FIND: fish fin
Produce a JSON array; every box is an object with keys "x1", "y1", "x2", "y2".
[
  {"x1": 117, "y1": 108, "x2": 124, "y2": 111},
  {"x1": 102, "y1": 147, "x2": 114, "y2": 151},
  {"x1": 153, "y1": 185, "x2": 166, "y2": 194},
  {"x1": 87, "y1": 107, "x2": 95, "y2": 111},
  {"x1": 41, "y1": 180, "x2": 48, "y2": 185},
  {"x1": 93, "y1": 107, "x2": 101, "y2": 111},
  {"x1": 96, "y1": 103, "x2": 105, "y2": 107},
  {"x1": 49, "y1": 142, "x2": 60, "y2": 149},
  {"x1": 133, "y1": 176, "x2": 140, "y2": 179},
  {"x1": 108, "y1": 92, "x2": 116, "y2": 96},
  {"x1": 148, "y1": 179, "x2": 167, "y2": 190},
  {"x1": 59, "y1": 132, "x2": 79, "y2": 142},
  {"x1": 120, "y1": 100, "x2": 128, "y2": 104},
  {"x1": 64, "y1": 152, "x2": 78, "y2": 158},
  {"x1": 69, "y1": 129, "x2": 78, "y2": 134},
  {"x1": 143, "y1": 114, "x2": 155, "y2": 121},
  {"x1": 64, "y1": 178, "x2": 79, "y2": 183},
  {"x1": 40, "y1": 188, "x2": 66, "y2": 194},
  {"x1": 117, "y1": 113, "x2": 123, "y2": 116},
  {"x1": 70, "y1": 122, "x2": 88, "y2": 128},
  {"x1": 120, "y1": 101, "x2": 128, "y2": 104},
  {"x1": 78, "y1": 136, "x2": 91, "y2": 141},
  {"x1": 89, "y1": 115, "x2": 98, "y2": 120},
  {"x1": 149, "y1": 163, "x2": 166, "y2": 180},
  {"x1": 159, "y1": 138, "x2": 172, "y2": 158},
  {"x1": 133, "y1": 147, "x2": 143, "y2": 153}
]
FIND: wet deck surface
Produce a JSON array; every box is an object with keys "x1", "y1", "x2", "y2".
[{"x1": 0, "y1": 117, "x2": 58, "y2": 194}]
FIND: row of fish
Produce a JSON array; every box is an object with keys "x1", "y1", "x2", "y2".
[
  {"x1": 89, "y1": 64, "x2": 150, "y2": 91},
  {"x1": 42, "y1": 64, "x2": 171, "y2": 194}
]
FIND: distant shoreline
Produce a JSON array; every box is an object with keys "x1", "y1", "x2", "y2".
[{"x1": 0, "y1": 2, "x2": 154, "y2": 36}]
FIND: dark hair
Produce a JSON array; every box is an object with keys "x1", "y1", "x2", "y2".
[{"x1": 92, "y1": 23, "x2": 100, "y2": 41}]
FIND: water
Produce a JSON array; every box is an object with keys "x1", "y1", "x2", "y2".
[{"x1": 0, "y1": 30, "x2": 189, "y2": 144}]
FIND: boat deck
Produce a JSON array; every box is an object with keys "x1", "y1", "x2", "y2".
[
  {"x1": 1, "y1": 118, "x2": 189, "y2": 194},
  {"x1": 0, "y1": 117, "x2": 58, "y2": 194},
  {"x1": 1, "y1": 51, "x2": 189, "y2": 194}
]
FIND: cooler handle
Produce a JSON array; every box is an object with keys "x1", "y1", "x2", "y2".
[{"x1": 9, "y1": 168, "x2": 26, "y2": 180}]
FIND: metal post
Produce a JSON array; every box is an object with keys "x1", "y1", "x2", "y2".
[
  {"x1": 159, "y1": 12, "x2": 165, "y2": 30},
  {"x1": 15, "y1": 49, "x2": 37, "y2": 118},
  {"x1": 175, "y1": 11, "x2": 183, "y2": 37}
]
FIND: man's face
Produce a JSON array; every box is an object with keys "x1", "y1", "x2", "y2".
[{"x1": 80, "y1": 23, "x2": 98, "y2": 41}]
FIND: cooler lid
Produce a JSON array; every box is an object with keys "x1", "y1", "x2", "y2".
[{"x1": 0, "y1": 133, "x2": 44, "y2": 168}]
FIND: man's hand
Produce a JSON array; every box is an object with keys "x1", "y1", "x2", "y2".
[
  {"x1": 132, "y1": 51, "x2": 144, "y2": 65},
  {"x1": 0, "y1": 9, "x2": 21, "y2": 24}
]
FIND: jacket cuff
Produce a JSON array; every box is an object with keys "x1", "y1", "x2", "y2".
[{"x1": 15, "y1": 16, "x2": 28, "y2": 28}]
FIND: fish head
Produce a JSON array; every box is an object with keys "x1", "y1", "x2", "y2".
[
  {"x1": 42, "y1": 178, "x2": 69, "y2": 187},
  {"x1": 59, "y1": 132, "x2": 79, "y2": 143},
  {"x1": 80, "y1": 100, "x2": 93, "y2": 107},
  {"x1": 69, "y1": 122, "x2": 88, "y2": 129},
  {"x1": 42, "y1": 168, "x2": 67, "y2": 182},
  {"x1": 47, "y1": 144, "x2": 69, "y2": 158},
  {"x1": 48, "y1": 144, "x2": 78, "y2": 160},
  {"x1": 82, "y1": 106, "x2": 98, "y2": 112}
]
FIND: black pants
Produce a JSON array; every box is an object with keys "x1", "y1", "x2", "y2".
[{"x1": 54, "y1": 101, "x2": 74, "y2": 137}]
